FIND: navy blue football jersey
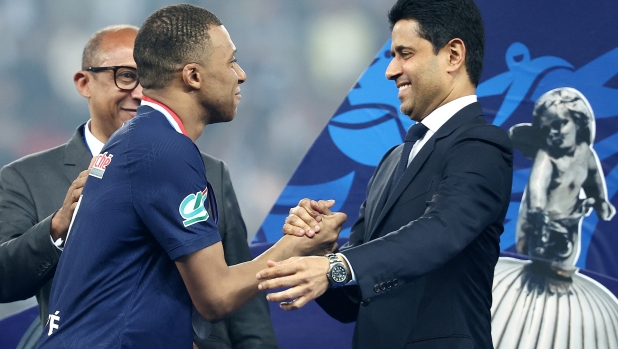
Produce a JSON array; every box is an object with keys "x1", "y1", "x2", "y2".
[{"x1": 37, "y1": 98, "x2": 221, "y2": 349}]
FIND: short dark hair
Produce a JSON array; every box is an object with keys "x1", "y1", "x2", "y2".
[
  {"x1": 134, "y1": 4, "x2": 222, "y2": 90},
  {"x1": 82, "y1": 25, "x2": 139, "y2": 69},
  {"x1": 388, "y1": 0, "x2": 485, "y2": 86}
]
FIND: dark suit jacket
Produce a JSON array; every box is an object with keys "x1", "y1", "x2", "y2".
[
  {"x1": 0, "y1": 124, "x2": 278, "y2": 349},
  {"x1": 317, "y1": 103, "x2": 513, "y2": 349}
]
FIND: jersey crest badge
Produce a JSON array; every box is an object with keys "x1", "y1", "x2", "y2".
[
  {"x1": 179, "y1": 188, "x2": 210, "y2": 227},
  {"x1": 89, "y1": 152, "x2": 113, "y2": 179}
]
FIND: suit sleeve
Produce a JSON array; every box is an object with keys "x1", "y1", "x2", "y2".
[
  {"x1": 342, "y1": 125, "x2": 513, "y2": 301},
  {"x1": 0, "y1": 165, "x2": 61, "y2": 302},
  {"x1": 315, "y1": 185, "x2": 369, "y2": 323},
  {"x1": 194, "y1": 158, "x2": 279, "y2": 349}
]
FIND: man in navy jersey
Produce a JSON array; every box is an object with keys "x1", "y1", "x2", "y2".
[
  {"x1": 36, "y1": 4, "x2": 345, "y2": 349},
  {"x1": 0, "y1": 23, "x2": 277, "y2": 349}
]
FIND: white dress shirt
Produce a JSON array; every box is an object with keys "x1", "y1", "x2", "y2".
[
  {"x1": 83, "y1": 119, "x2": 105, "y2": 157},
  {"x1": 408, "y1": 95, "x2": 477, "y2": 164}
]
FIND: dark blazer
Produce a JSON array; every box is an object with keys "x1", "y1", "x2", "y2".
[
  {"x1": 317, "y1": 103, "x2": 513, "y2": 349},
  {"x1": 0, "y1": 124, "x2": 278, "y2": 349}
]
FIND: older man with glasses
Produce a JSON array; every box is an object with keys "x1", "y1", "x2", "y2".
[
  {"x1": 0, "y1": 25, "x2": 141, "y2": 327},
  {"x1": 0, "y1": 23, "x2": 277, "y2": 349}
]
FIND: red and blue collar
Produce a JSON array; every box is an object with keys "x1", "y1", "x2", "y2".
[{"x1": 141, "y1": 95, "x2": 188, "y2": 137}]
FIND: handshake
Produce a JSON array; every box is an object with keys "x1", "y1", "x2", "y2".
[{"x1": 256, "y1": 199, "x2": 349, "y2": 310}]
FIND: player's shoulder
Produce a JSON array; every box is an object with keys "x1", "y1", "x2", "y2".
[
  {"x1": 127, "y1": 109, "x2": 196, "y2": 149},
  {"x1": 116, "y1": 110, "x2": 201, "y2": 170},
  {"x1": 127, "y1": 108, "x2": 181, "y2": 138}
]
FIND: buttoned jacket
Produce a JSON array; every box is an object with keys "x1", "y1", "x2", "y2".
[{"x1": 317, "y1": 103, "x2": 513, "y2": 349}]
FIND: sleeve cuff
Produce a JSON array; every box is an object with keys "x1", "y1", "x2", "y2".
[
  {"x1": 50, "y1": 235, "x2": 64, "y2": 251},
  {"x1": 337, "y1": 253, "x2": 357, "y2": 286}
]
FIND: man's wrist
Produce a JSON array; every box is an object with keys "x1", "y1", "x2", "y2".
[
  {"x1": 50, "y1": 210, "x2": 68, "y2": 247},
  {"x1": 50, "y1": 235, "x2": 65, "y2": 249},
  {"x1": 335, "y1": 254, "x2": 351, "y2": 283},
  {"x1": 325, "y1": 253, "x2": 351, "y2": 287}
]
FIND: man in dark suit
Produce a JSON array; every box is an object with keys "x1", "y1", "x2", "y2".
[
  {"x1": 0, "y1": 24, "x2": 277, "y2": 349},
  {"x1": 256, "y1": 0, "x2": 513, "y2": 348}
]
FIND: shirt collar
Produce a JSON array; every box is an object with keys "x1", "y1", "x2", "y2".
[
  {"x1": 420, "y1": 95, "x2": 477, "y2": 132},
  {"x1": 141, "y1": 95, "x2": 188, "y2": 137},
  {"x1": 83, "y1": 120, "x2": 105, "y2": 156}
]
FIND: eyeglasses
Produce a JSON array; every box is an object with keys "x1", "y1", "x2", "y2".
[{"x1": 85, "y1": 66, "x2": 139, "y2": 91}]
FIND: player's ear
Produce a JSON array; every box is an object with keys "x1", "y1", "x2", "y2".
[
  {"x1": 182, "y1": 63, "x2": 201, "y2": 90},
  {"x1": 74, "y1": 70, "x2": 91, "y2": 98}
]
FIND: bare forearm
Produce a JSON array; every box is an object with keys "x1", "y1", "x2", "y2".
[
  {"x1": 186, "y1": 236, "x2": 302, "y2": 322},
  {"x1": 223, "y1": 238, "x2": 299, "y2": 313},
  {"x1": 198, "y1": 262, "x2": 264, "y2": 322}
]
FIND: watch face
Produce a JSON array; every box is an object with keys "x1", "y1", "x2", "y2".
[{"x1": 331, "y1": 265, "x2": 347, "y2": 283}]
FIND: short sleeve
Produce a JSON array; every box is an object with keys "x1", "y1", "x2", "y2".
[{"x1": 127, "y1": 132, "x2": 221, "y2": 260}]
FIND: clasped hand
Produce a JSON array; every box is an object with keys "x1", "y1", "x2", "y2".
[{"x1": 256, "y1": 199, "x2": 346, "y2": 310}]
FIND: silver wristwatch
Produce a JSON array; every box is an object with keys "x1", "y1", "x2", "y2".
[{"x1": 326, "y1": 253, "x2": 349, "y2": 288}]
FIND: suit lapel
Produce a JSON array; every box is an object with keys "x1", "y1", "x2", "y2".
[
  {"x1": 363, "y1": 147, "x2": 400, "y2": 241},
  {"x1": 366, "y1": 102, "x2": 484, "y2": 241},
  {"x1": 62, "y1": 124, "x2": 93, "y2": 183},
  {"x1": 368, "y1": 137, "x2": 436, "y2": 241}
]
